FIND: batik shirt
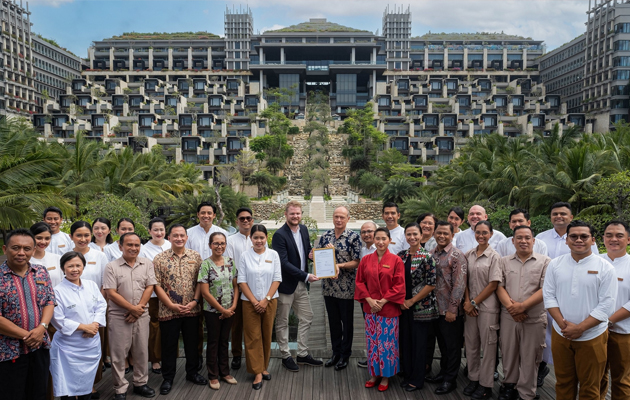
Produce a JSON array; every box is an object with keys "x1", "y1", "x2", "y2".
[
  {"x1": 198, "y1": 256, "x2": 236, "y2": 313},
  {"x1": 319, "y1": 229, "x2": 362, "y2": 299},
  {"x1": 398, "y1": 248, "x2": 439, "y2": 321}
]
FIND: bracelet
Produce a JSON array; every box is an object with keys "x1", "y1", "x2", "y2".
[{"x1": 192, "y1": 298, "x2": 200, "y2": 303}]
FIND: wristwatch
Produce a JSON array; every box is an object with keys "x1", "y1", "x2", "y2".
[
  {"x1": 41, "y1": 322, "x2": 48, "y2": 329},
  {"x1": 470, "y1": 300, "x2": 479, "y2": 310},
  {"x1": 265, "y1": 296, "x2": 271, "y2": 301},
  {"x1": 192, "y1": 298, "x2": 200, "y2": 303}
]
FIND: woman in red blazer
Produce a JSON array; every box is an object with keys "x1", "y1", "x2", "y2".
[{"x1": 354, "y1": 227, "x2": 406, "y2": 392}]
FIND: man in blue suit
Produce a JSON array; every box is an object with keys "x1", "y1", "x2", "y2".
[{"x1": 272, "y1": 200, "x2": 323, "y2": 372}]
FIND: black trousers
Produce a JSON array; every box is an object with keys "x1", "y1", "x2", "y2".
[
  {"x1": 0, "y1": 348, "x2": 49, "y2": 400},
  {"x1": 427, "y1": 315, "x2": 464, "y2": 383},
  {"x1": 204, "y1": 311, "x2": 233, "y2": 380},
  {"x1": 400, "y1": 310, "x2": 431, "y2": 388},
  {"x1": 324, "y1": 296, "x2": 354, "y2": 359},
  {"x1": 160, "y1": 316, "x2": 200, "y2": 382},
  {"x1": 61, "y1": 395, "x2": 91, "y2": 400}
]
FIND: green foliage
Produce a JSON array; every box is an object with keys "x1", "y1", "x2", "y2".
[
  {"x1": 582, "y1": 171, "x2": 630, "y2": 221},
  {"x1": 248, "y1": 170, "x2": 285, "y2": 199},
  {"x1": 399, "y1": 190, "x2": 452, "y2": 226},
  {"x1": 288, "y1": 126, "x2": 300, "y2": 134},
  {"x1": 324, "y1": 194, "x2": 332, "y2": 201},
  {"x1": 374, "y1": 149, "x2": 407, "y2": 180},
  {"x1": 381, "y1": 178, "x2": 420, "y2": 204},
  {"x1": 167, "y1": 186, "x2": 250, "y2": 229},
  {"x1": 106, "y1": 31, "x2": 220, "y2": 40},
  {"x1": 81, "y1": 194, "x2": 150, "y2": 239},
  {"x1": 358, "y1": 173, "x2": 385, "y2": 198}
]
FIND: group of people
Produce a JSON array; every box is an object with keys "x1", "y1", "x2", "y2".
[{"x1": 0, "y1": 199, "x2": 627, "y2": 400}]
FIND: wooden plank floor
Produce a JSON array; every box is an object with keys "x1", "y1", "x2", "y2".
[{"x1": 93, "y1": 356, "x2": 565, "y2": 400}]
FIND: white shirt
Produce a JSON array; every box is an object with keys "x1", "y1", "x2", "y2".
[
  {"x1": 360, "y1": 243, "x2": 377, "y2": 259},
  {"x1": 50, "y1": 278, "x2": 107, "y2": 397},
  {"x1": 495, "y1": 236, "x2": 549, "y2": 257},
  {"x1": 423, "y1": 237, "x2": 437, "y2": 252},
  {"x1": 31, "y1": 252, "x2": 63, "y2": 287},
  {"x1": 226, "y1": 232, "x2": 253, "y2": 268},
  {"x1": 46, "y1": 232, "x2": 73, "y2": 256},
  {"x1": 453, "y1": 230, "x2": 463, "y2": 248},
  {"x1": 543, "y1": 253, "x2": 617, "y2": 341},
  {"x1": 81, "y1": 248, "x2": 110, "y2": 290},
  {"x1": 88, "y1": 242, "x2": 105, "y2": 252},
  {"x1": 237, "y1": 247, "x2": 282, "y2": 301},
  {"x1": 456, "y1": 227, "x2": 507, "y2": 254},
  {"x1": 103, "y1": 242, "x2": 122, "y2": 263},
  {"x1": 388, "y1": 226, "x2": 410, "y2": 255},
  {"x1": 601, "y1": 253, "x2": 630, "y2": 334},
  {"x1": 536, "y1": 228, "x2": 599, "y2": 259},
  {"x1": 292, "y1": 228, "x2": 306, "y2": 272},
  {"x1": 186, "y1": 224, "x2": 229, "y2": 260},
  {"x1": 139, "y1": 240, "x2": 171, "y2": 298}
]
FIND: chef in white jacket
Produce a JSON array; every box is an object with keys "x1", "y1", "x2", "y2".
[{"x1": 50, "y1": 251, "x2": 107, "y2": 400}]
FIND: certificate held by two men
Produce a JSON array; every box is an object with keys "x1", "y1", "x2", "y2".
[{"x1": 313, "y1": 247, "x2": 338, "y2": 279}]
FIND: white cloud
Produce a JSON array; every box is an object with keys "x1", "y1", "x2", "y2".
[{"x1": 261, "y1": 24, "x2": 285, "y2": 33}]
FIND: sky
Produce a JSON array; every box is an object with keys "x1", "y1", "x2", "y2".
[{"x1": 26, "y1": 0, "x2": 591, "y2": 58}]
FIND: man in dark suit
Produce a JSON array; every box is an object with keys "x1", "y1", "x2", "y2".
[{"x1": 272, "y1": 200, "x2": 323, "y2": 372}]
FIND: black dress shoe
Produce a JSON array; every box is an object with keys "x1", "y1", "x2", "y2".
[
  {"x1": 471, "y1": 385, "x2": 493, "y2": 400},
  {"x1": 186, "y1": 373, "x2": 208, "y2": 385},
  {"x1": 262, "y1": 373, "x2": 271, "y2": 381},
  {"x1": 231, "y1": 357, "x2": 241, "y2": 370},
  {"x1": 425, "y1": 373, "x2": 444, "y2": 383},
  {"x1": 297, "y1": 354, "x2": 323, "y2": 366},
  {"x1": 435, "y1": 381, "x2": 457, "y2": 395},
  {"x1": 282, "y1": 356, "x2": 300, "y2": 372},
  {"x1": 464, "y1": 381, "x2": 480, "y2": 396},
  {"x1": 537, "y1": 365, "x2": 549, "y2": 387},
  {"x1": 400, "y1": 381, "x2": 409, "y2": 388},
  {"x1": 334, "y1": 358, "x2": 349, "y2": 371},
  {"x1": 325, "y1": 354, "x2": 340, "y2": 368},
  {"x1": 113, "y1": 394, "x2": 126, "y2": 400},
  {"x1": 498, "y1": 383, "x2": 518, "y2": 400},
  {"x1": 132, "y1": 384, "x2": 156, "y2": 398},
  {"x1": 252, "y1": 381, "x2": 263, "y2": 390},
  {"x1": 160, "y1": 380, "x2": 173, "y2": 395},
  {"x1": 104, "y1": 362, "x2": 112, "y2": 368},
  {"x1": 357, "y1": 360, "x2": 368, "y2": 368},
  {"x1": 124, "y1": 365, "x2": 133, "y2": 374},
  {"x1": 405, "y1": 384, "x2": 421, "y2": 392},
  {"x1": 151, "y1": 367, "x2": 162, "y2": 374}
]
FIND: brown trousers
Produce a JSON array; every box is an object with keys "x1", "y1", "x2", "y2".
[
  {"x1": 600, "y1": 331, "x2": 630, "y2": 400},
  {"x1": 500, "y1": 318, "x2": 546, "y2": 400},
  {"x1": 231, "y1": 298, "x2": 244, "y2": 358},
  {"x1": 109, "y1": 313, "x2": 150, "y2": 394},
  {"x1": 242, "y1": 299, "x2": 277, "y2": 375},
  {"x1": 205, "y1": 311, "x2": 233, "y2": 380},
  {"x1": 552, "y1": 329, "x2": 608, "y2": 400},
  {"x1": 148, "y1": 298, "x2": 161, "y2": 363},
  {"x1": 464, "y1": 311, "x2": 499, "y2": 388}
]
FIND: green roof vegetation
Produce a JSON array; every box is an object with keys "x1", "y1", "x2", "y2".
[
  {"x1": 414, "y1": 32, "x2": 534, "y2": 41},
  {"x1": 266, "y1": 20, "x2": 370, "y2": 33},
  {"x1": 105, "y1": 31, "x2": 220, "y2": 41},
  {"x1": 35, "y1": 34, "x2": 78, "y2": 58}
]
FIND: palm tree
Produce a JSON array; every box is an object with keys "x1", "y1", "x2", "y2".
[
  {"x1": 399, "y1": 189, "x2": 452, "y2": 226},
  {"x1": 248, "y1": 170, "x2": 280, "y2": 198},
  {"x1": 358, "y1": 172, "x2": 385, "y2": 198},
  {"x1": 0, "y1": 119, "x2": 72, "y2": 229},
  {"x1": 381, "y1": 178, "x2": 420, "y2": 204}
]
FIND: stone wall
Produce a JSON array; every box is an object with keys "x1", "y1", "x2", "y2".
[
  {"x1": 327, "y1": 202, "x2": 383, "y2": 220},
  {"x1": 251, "y1": 202, "x2": 285, "y2": 221}
]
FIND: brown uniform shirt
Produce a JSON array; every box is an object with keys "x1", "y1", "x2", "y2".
[
  {"x1": 103, "y1": 256, "x2": 157, "y2": 318},
  {"x1": 499, "y1": 253, "x2": 550, "y2": 324},
  {"x1": 465, "y1": 246, "x2": 503, "y2": 314},
  {"x1": 153, "y1": 248, "x2": 202, "y2": 321}
]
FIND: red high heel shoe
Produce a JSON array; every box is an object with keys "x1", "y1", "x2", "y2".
[
  {"x1": 377, "y1": 381, "x2": 389, "y2": 392},
  {"x1": 365, "y1": 377, "x2": 382, "y2": 388}
]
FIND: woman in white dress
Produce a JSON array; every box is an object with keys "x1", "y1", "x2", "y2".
[
  {"x1": 139, "y1": 217, "x2": 171, "y2": 374},
  {"x1": 50, "y1": 251, "x2": 107, "y2": 400},
  {"x1": 90, "y1": 217, "x2": 113, "y2": 252},
  {"x1": 103, "y1": 218, "x2": 136, "y2": 262},
  {"x1": 29, "y1": 222, "x2": 63, "y2": 287}
]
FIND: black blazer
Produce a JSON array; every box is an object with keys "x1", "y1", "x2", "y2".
[{"x1": 272, "y1": 223, "x2": 312, "y2": 295}]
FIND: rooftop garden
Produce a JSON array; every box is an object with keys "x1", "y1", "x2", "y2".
[
  {"x1": 266, "y1": 20, "x2": 371, "y2": 33},
  {"x1": 414, "y1": 31, "x2": 534, "y2": 41},
  {"x1": 35, "y1": 34, "x2": 79, "y2": 58},
  {"x1": 104, "y1": 31, "x2": 220, "y2": 40}
]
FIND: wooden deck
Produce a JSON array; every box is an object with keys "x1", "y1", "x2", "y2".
[{"x1": 91, "y1": 281, "x2": 582, "y2": 400}]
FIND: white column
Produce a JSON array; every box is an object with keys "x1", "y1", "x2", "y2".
[
  {"x1": 168, "y1": 48, "x2": 173, "y2": 70},
  {"x1": 503, "y1": 48, "x2": 508, "y2": 70},
  {"x1": 281, "y1": 47, "x2": 285, "y2": 64},
  {"x1": 208, "y1": 47, "x2": 212, "y2": 70},
  {"x1": 463, "y1": 48, "x2": 468, "y2": 70},
  {"x1": 109, "y1": 47, "x2": 114, "y2": 71},
  {"x1": 260, "y1": 48, "x2": 264, "y2": 65},
  {"x1": 148, "y1": 48, "x2": 153, "y2": 71},
  {"x1": 351, "y1": 47, "x2": 355, "y2": 64},
  {"x1": 188, "y1": 47, "x2": 192, "y2": 70},
  {"x1": 483, "y1": 48, "x2": 488, "y2": 71},
  {"x1": 372, "y1": 47, "x2": 376, "y2": 64},
  {"x1": 128, "y1": 48, "x2": 133, "y2": 71}
]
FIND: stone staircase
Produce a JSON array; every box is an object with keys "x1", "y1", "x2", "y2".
[{"x1": 327, "y1": 132, "x2": 352, "y2": 196}]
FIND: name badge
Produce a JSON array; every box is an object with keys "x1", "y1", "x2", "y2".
[
  {"x1": 265, "y1": 260, "x2": 272, "y2": 263},
  {"x1": 68, "y1": 304, "x2": 76, "y2": 309},
  {"x1": 47, "y1": 267, "x2": 56, "y2": 271},
  {"x1": 88, "y1": 261, "x2": 96, "y2": 265},
  {"x1": 382, "y1": 264, "x2": 391, "y2": 269},
  {"x1": 588, "y1": 270, "x2": 598, "y2": 274},
  {"x1": 58, "y1": 244, "x2": 65, "y2": 248},
  {"x1": 36, "y1": 280, "x2": 46, "y2": 285},
  {"x1": 391, "y1": 242, "x2": 396, "y2": 245},
  {"x1": 619, "y1": 278, "x2": 624, "y2": 282}
]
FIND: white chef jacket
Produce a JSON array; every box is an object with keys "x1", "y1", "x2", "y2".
[
  {"x1": 237, "y1": 247, "x2": 282, "y2": 301},
  {"x1": 81, "y1": 249, "x2": 109, "y2": 289},
  {"x1": 601, "y1": 253, "x2": 630, "y2": 334},
  {"x1": 31, "y1": 252, "x2": 63, "y2": 287},
  {"x1": 186, "y1": 224, "x2": 229, "y2": 260},
  {"x1": 543, "y1": 253, "x2": 617, "y2": 341},
  {"x1": 88, "y1": 242, "x2": 105, "y2": 252},
  {"x1": 50, "y1": 278, "x2": 107, "y2": 397},
  {"x1": 495, "y1": 236, "x2": 549, "y2": 258},
  {"x1": 46, "y1": 232, "x2": 73, "y2": 256},
  {"x1": 536, "y1": 228, "x2": 599, "y2": 259}
]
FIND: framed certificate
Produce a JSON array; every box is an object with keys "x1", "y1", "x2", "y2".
[{"x1": 313, "y1": 247, "x2": 338, "y2": 279}]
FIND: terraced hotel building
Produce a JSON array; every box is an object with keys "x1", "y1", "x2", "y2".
[{"x1": 32, "y1": 6, "x2": 589, "y2": 180}]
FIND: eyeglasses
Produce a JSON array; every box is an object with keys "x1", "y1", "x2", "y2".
[
  {"x1": 238, "y1": 216, "x2": 253, "y2": 222},
  {"x1": 568, "y1": 234, "x2": 591, "y2": 242},
  {"x1": 211, "y1": 242, "x2": 227, "y2": 247},
  {"x1": 360, "y1": 230, "x2": 375, "y2": 234}
]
